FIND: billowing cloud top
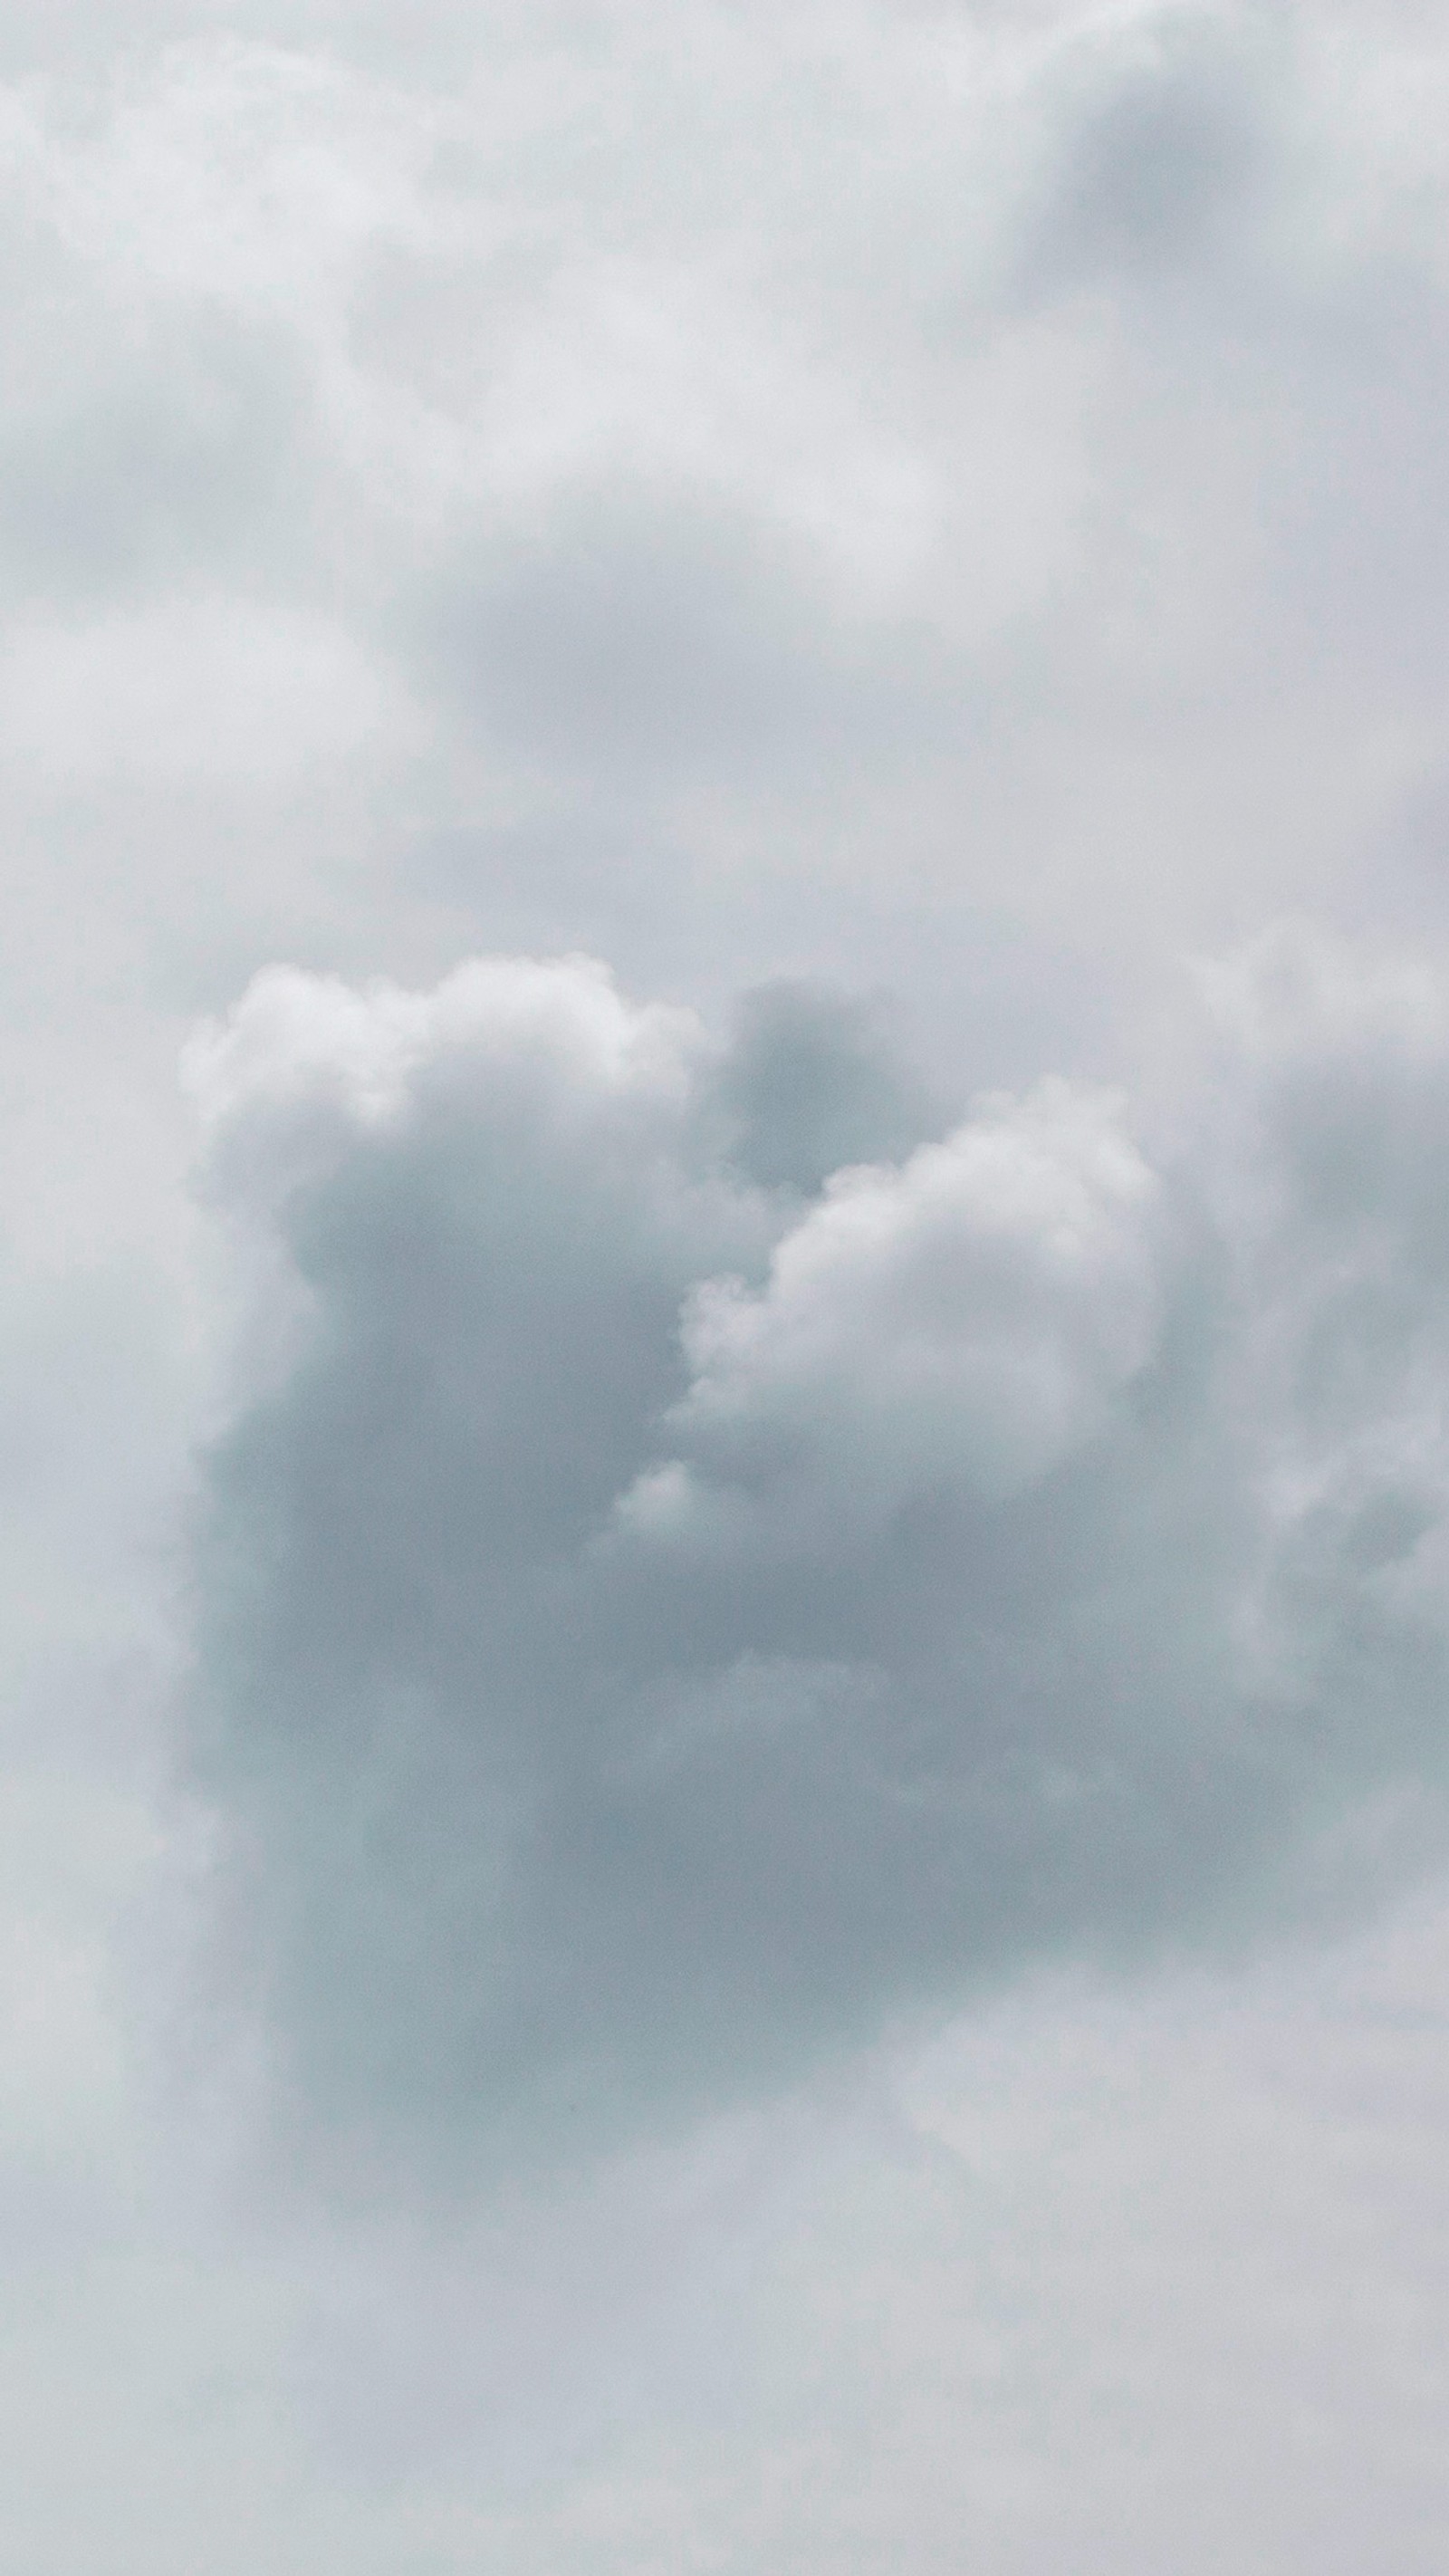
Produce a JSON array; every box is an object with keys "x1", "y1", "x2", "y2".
[{"x1": 185, "y1": 931, "x2": 1449, "y2": 2167}]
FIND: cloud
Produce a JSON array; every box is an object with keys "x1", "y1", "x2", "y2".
[
  {"x1": 181, "y1": 928, "x2": 1449, "y2": 2173},
  {"x1": 708, "y1": 979, "x2": 936, "y2": 1197},
  {"x1": 1012, "y1": 9, "x2": 1280, "y2": 299},
  {"x1": 0, "y1": 299, "x2": 307, "y2": 608},
  {"x1": 9, "y1": 3, "x2": 1449, "y2": 2568},
  {"x1": 409, "y1": 487, "x2": 855, "y2": 789},
  {"x1": 642, "y1": 1075, "x2": 1161, "y2": 1523}
]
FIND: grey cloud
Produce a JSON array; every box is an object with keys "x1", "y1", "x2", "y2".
[
  {"x1": 0, "y1": 301, "x2": 312, "y2": 608},
  {"x1": 408, "y1": 484, "x2": 957, "y2": 795},
  {"x1": 0, "y1": 0, "x2": 533, "y2": 80},
  {"x1": 11, "y1": 1, "x2": 1449, "y2": 2564},
  {"x1": 705, "y1": 982, "x2": 938, "y2": 1197},
  {"x1": 1012, "y1": 11, "x2": 1279, "y2": 302},
  {"x1": 184, "y1": 931, "x2": 1449, "y2": 2175}
]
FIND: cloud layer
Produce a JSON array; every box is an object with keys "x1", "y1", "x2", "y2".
[
  {"x1": 184, "y1": 930, "x2": 1449, "y2": 2165},
  {"x1": 10, "y1": 1, "x2": 1449, "y2": 2563}
]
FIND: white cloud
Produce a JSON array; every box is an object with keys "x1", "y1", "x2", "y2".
[{"x1": 649, "y1": 1078, "x2": 1161, "y2": 1525}]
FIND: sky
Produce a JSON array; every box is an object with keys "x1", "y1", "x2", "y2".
[{"x1": 7, "y1": 0, "x2": 1449, "y2": 2565}]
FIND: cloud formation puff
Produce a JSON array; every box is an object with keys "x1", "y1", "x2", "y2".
[{"x1": 185, "y1": 932, "x2": 1449, "y2": 2167}]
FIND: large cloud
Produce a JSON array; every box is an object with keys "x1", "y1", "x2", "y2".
[
  {"x1": 183, "y1": 929, "x2": 1449, "y2": 2167},
  {"x1": 9, "y1": 2, "x2": 1449, "y2": 2568}
]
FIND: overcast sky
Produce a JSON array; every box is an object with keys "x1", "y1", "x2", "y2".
[{"x1": 8, "y1": 1, "x2": 1449, "y2": 2567}]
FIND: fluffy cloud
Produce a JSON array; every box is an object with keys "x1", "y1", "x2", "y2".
[
  {"x1": 183, "y1": 928, "x2": 1449, "y2": 2169},
  {"x1": 635, "y1": 1076, "x2": 1162, "y2": 1530}
]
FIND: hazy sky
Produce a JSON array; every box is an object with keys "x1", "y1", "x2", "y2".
[{"x1": 8, "y1": 2, "x2": 1449, "y2": 2567}]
